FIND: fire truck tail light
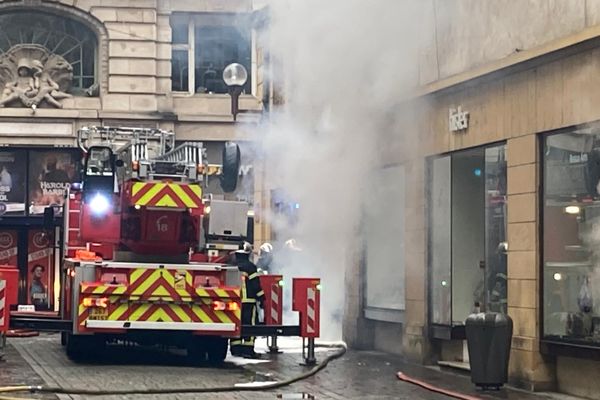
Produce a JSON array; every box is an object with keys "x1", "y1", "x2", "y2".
[
  {"x1": 83, "y1": 297, "x2": 108, "y2": 308},
  {"x1": 212, "y1": 301, "x2": 238, "y2": 311},
  {"x1": 132, "y1": 161, "x2": 139, "y2": 171}
]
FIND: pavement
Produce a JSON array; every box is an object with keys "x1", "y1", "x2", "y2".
[{"x1": 0, "y1": 333, "x2": 581, "y2": 400}]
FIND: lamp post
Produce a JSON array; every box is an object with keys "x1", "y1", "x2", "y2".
[{"x1": 223, "y1": 63, "x2": 248, "y2": 122}]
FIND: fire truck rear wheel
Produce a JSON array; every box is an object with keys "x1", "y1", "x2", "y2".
[
  {"x1": 187, "y1": 338, "x2": 207, "y2": 365},
  {"x1": 66, "y1": 334, "x2": 105, "y2": 361},
  {"x1": 206, "y1": 337, "x2": 228, "y2": 363}
]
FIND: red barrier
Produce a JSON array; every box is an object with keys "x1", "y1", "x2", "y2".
[
  {"x1": 0, "y1": 266, "x2": 18, "y2": 332},
  {"x1": 259, "y1": 274, "x2": 283, "y2": 325},
  {"x1": 292, "y1": 278, "x2": 320, "y2": 338}
]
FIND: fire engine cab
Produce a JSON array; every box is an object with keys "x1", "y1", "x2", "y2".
[{"x1": 50, "y1": 126, "x2": 253, "y2": 362}]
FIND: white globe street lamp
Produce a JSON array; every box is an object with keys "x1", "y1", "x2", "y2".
[{"x1": 223, "y1": 63, "x2": 248, "y2": 121}]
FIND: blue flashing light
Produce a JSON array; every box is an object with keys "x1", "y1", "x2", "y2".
[{"x1": 473, "y1": 168, "x2": 482, "y2": 177}]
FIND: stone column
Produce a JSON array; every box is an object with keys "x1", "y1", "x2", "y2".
[
  {"x1": 506, "y1": 133, "x2": 555, "y2": 390},
  {"x1": 402, "y1": 158, "x2": 430, "y2": 362}
]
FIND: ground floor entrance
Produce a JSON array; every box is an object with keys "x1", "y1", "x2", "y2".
[{"x1": 428, "y1": 142, "x2": 508, "y2": 337}]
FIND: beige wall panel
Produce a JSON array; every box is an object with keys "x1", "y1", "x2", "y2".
[
  {"x1": 175, "y1": 122, "x2": 256, "y2": 141},
  {"x1": 166, "y1": 0, "x2": 252, "y2": 13},
  {"x1": 507, "y1": 251, "x2": 538, "y2": 280},
  {"x1": 130, "y1": 95, "x2": 158, "y2": 112},
  {"x1": 507, "y1": 222, "x2": 537, "y2": 252},
  {"x1": 109, "y1": 76, "x2": 156, "y2": 94},
  {"x1": 507, "y1": 279, "x2": 537, "y2": 309},
  {"x1": 109, "y1": 41, "x2": 156, "y2": 58},
  {"x1": 105, "y1": 23, "x2": 157, "y2": 41},
  {"x1": 507, "y1": 193, "x2": 536, "y2": 223},
  {"x1": 109, "y1": 59, "x2": 157, "y2": 76},
  {"x1": 91, "y1": 7, "x2": 118, "y2": 22},
  {"x1": 404, "y1": 299, "x2": 426, "y2": 326},
  {"x1": 507, "y1": 134, "x2": 536, "y2": 167},
  {"x1": 507, "y1": 164, "x2": 536, "y2": 195},
  {"x1": 431, "y1": 0, "x2": 586, "y2": 81},
  {"x1": 405, "y1": 252, "x2": 425, "y2": 302},
  {"x1": 509, "y1": 348, "x2": 556, "y2": 390},
  {"x1": 562, "y1": 49, "x2": 600, "y2": 127},
  {"x1": 508, "y1": 306, "x2": 537, "y2": 338},
  {"x1": 534, "y1": 60, "x2": 564, "y2": 133},
  {"x1": 173, "y1": 96, "x2": 262, "y2": 116},
  {"x1": 503, "y1": 70, "x2": 537, "y2": 137}
]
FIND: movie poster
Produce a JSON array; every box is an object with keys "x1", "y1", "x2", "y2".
[
  {"x1": 0, "y1": 149, "x2": 27, "y2": 215},
  {"x1": 27, "y1": 229, "x2": 53, "y2": 310},
  {"x1": 0, "y1": 230, "x2": 18, "y2": 266},
  {"x1": 28, "y1": 150, "x2": 80, "y2": 215}
]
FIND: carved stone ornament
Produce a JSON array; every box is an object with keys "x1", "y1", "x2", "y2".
[{"x1": 0, "y1": 44, "x2": 73, "y2": 109}]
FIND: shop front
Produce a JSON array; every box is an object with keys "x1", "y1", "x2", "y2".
[
  {"x1": 402, "y1": 36, "x2": 600, "y2": 396},
  {"x1": 0, "y1": 147, "x2": 80, "y2": 312}
]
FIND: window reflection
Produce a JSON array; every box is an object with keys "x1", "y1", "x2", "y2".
[{"x1": 543, "y1": 125, "x2": 600, "y2": 342}]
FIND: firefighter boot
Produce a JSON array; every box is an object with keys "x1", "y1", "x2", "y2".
[{"x1": 230, "y1": 339, "x2": 245, "y2": 357}]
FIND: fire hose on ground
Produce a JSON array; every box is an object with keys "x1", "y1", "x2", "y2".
[{"x1": 0, "y1": 343, "x2": 346, "y2": 399}]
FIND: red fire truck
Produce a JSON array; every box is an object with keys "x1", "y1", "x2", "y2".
[{"x1": 5, "y1": 126, "x2": 321, "y2": 364}]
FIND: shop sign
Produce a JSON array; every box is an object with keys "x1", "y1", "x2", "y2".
[
  {"x1": 449, "y1": 106, "x2": 469, "y2": 132},
  {"x1": 28, "y1": 150, "x2": 80, "y2": 215}
]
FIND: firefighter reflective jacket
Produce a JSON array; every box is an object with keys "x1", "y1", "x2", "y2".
[{"x1": 235, "y1": 252, "x2": 265, "y2": 304}]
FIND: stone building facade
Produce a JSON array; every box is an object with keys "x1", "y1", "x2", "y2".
[
  {"x1": 347, "y1": 2, "x2": 600, "y2": 399},
  {"x1": 0, "y1": 0, "x2": 265, "y2": 312}
]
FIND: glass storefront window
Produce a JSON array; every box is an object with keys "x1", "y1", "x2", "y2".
[
  {"x1": 0, "y1": 149, "x2": 27, "y2": 215},
  {"x1": 428, "y1": 143, "x2": 507, "y2": 327},
  {"x1": 543, "y1": 124, "x2": 600, "y2": 343},
  {"x1": 28, "y1": 149, "x2": 81, "y2": 215}
]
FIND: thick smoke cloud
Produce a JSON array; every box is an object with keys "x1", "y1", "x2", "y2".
[{"x1": 256, "y1": 0, "x2": 425, "y2": 340}]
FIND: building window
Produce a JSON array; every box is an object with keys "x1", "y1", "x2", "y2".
[
  {"x1": 0, "y1": 11, "x2": 97, "y2": 94},
  {"x1": 542, "y1": 123, "x2": 600, "y2": 345},
  {"x1": 170, "y1": 14, "x2": 252, "y2": 94},
  {"x1": 428, "y1": 143, "x2": 507, "y2": 328},
  {"x1": 363, "y1": 165, "x2": 406, "y2": 322}
]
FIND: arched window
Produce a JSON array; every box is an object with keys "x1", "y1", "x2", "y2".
[{"x1": 0, "y1": 11, "x2": 97, "y2": 95}]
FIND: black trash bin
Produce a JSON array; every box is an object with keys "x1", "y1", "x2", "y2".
[{"x1": 465, "y1": 312, "x2": 513, "y2": 390}]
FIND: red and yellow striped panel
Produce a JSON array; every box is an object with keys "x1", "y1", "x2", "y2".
[
  {"x1": 130, "y1": 182, "x2": 202, "y2": 208},
  {"x1": 78, "y1": 268, "x2": 241, "y2": 332},
  {"x1": 81, "y1": 269, "x2": 240, "y2": 301},
  {"x1": 78, "y1": 299, "x2": 240, "y2": 327}
]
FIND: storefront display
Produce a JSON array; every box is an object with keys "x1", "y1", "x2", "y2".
[
  {"x1": 543, "y1": 123, "x2": 600, "y2": 344},
  {"x1": 0, "y1": 230, "x2": 18, "y2": 266},
  {"x1": 428, "y1": 143, "x2": 507, "y2": 329},
  {"x1": 28, "y1": 149, "x2": 80, "y2": 215},
  {"x1": 0, "y1": 149, "x2": 27, "y2": 215},
  {"x1": 26, "y1": 229, "x2": 53, "y2": 310}
]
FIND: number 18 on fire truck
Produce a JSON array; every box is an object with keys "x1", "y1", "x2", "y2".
[{"x1": 14, "y1": 126, "x2": 322, "y2": 364}]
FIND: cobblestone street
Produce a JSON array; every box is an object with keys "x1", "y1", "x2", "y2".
[{"x1": 1, "y1": 333, "x2": 566, "y2": 400}]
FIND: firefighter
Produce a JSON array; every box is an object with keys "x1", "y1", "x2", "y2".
[
  {"x1": 230, "y1": 242, "x2": 265, "y2": 358},
  {"x1": 256, "y1": 242, "x2": 273, "y2": 272}
]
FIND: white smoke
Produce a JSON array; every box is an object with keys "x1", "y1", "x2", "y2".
[{"x1": 255, "y1": 0, "x2": 425, "y2": 340}]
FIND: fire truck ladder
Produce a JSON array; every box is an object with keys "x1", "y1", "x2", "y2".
[{"x1": 78, "y1": 127, "x2": 204, "y2": 183}]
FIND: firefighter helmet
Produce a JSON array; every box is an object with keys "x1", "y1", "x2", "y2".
[
  {"x1": 237, "y1": 241, "x2": 253, "y2": 254},
  {"x1": 259, "y1": 243, "x2": 273, "y2": 254}
]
